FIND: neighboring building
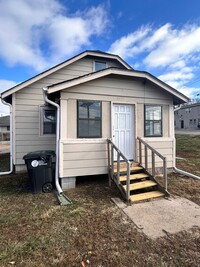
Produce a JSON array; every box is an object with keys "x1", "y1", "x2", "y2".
[
  {"x1": 174, "y1": 103, "x2": 200, "y2": 129},
  {"x1": 0, "y1": 50, "x2": 189, "y2": 191},
  {"x1": 0, "y1": 115, "x2": 10, "y2": 141}
]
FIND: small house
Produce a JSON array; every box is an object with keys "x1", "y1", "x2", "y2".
[{"x1": 0, "y1": 50, "x2": 189, "y2": 202}]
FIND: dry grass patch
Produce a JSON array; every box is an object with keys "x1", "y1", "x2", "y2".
[{"x1": 0, "y1": 135, "x2": 199, "y2": 266}]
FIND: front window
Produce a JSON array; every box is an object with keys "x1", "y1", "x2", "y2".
[
  {"x1": 144, "y1": 105, "x2": 162, "y2": 137},
  {"x1": 40, "y1": 107, "x2": 56, "y2": 135},
  {"x1": 77, "y1": 100, "x2": 101, "y2": 138}
]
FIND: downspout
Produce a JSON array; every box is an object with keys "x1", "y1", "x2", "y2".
[
  {"x1": 42, "y1": 87, "x2": 63, "y2": 195},
  {"x1": 174, "y1": 166, "x2": 200, "y2": 180},
  {"x1": 173, "y1": 104, "x2": 200, "y2": 180},
  {"x1": 0, "y1": 97, "x2": 13, "y2": 175},
  {"x1": 173, "y1": 133, "x2": 200, "y2": 180}
]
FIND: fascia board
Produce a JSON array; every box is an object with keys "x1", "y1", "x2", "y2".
[
  {"x1": 47, "y1": 68, "x2": 189, "y2": 103},
  {"x1": 1, "y1": 52, "x2": 88, "y2": 99},
  {"x1": 1, "y1": 51, "x2": 131, "y2": 99}
]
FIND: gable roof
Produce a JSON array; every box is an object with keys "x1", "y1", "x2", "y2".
[
  {"x1": 1, "y1": 50, "x2": 132, "y2": 99},
  {"x1": 47, "y1": 67, "x2": 189, "y2": 105}
]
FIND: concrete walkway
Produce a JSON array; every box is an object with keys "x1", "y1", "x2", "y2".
[{"x1": 113, "y1": 196, "x2": 200, "y2": 239}]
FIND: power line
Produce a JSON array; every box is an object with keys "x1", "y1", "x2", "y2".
[{"x1": 184, "y1": 76, "x2": 200, "y2": 87}]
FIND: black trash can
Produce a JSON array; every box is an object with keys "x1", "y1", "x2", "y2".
[{"x1": 23, "y1": 150, "x2": 55, "y2": 193}]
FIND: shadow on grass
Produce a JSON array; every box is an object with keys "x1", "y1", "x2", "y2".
[
  {"x1": 0, "y1": 172, "x2": 29, "y2": 196},
  {"x1": 0, "y1": 153, "x2": 10, "y2": 172}
]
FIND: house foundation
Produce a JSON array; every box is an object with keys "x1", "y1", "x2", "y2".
[{"x1": 61, "y1": 177, "x2": 76, "y2": 190}]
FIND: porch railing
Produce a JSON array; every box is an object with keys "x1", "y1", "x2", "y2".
[
  {"x1": 107, "y1": 138, "x2": 131, "y2": 201},
  {"x1": 137, "y1": 137, "x2": 168, "y2": 192}
]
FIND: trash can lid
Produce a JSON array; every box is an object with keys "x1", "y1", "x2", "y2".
[{"x1": 23, "y1": 150, "x2": 56, "y2": 160}]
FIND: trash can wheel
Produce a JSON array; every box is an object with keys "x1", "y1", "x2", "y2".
[{"x1": 42, "y1": 182, "x2": 53, "y2": 193}]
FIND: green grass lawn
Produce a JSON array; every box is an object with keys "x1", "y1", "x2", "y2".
[{"x1": 176, "y1": 134, "x2": 200, "y2": 176}]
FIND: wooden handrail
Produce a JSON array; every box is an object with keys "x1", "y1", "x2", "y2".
[
  {"x1": 137, "y1": 137, "x2": 165, "y2": 160},
  {"x1": 137, "y1": 137, "x2": 168, "y2": 192},
  {"x1": 107, "y1": 138, "x2": 130, "y2": 202}
]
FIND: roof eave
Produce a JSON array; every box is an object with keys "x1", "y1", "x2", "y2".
[
  {"x1": 47, "y1": 68, "x2": 189, "y2": 105},
  {"x1": 1, "y1": 51, "x2": 132, "y2": 99}
]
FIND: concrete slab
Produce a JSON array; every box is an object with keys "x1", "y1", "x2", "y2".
[{"x1": 113, "y1": 196, "x2": 200, "y2": 239}]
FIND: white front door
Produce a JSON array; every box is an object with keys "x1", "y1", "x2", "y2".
[{"x1": 113, "y1": 104, "x2": 134, "y2": 160}]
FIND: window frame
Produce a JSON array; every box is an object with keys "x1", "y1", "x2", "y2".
[
  {"x1": 40, "y1": 106, "x2": 56, "y2": 136},
  {"x1": 77, "y1": 100, "x2": 102, "y2": 138},
  {"x1": 93, "y1": 60, "x2": 107, "y2": 72},
  {"x1": 144, "y1": 105, "x2": 163, "y2": 137}
]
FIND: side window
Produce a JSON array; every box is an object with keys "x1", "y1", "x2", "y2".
[
  {"x1": 94, "y1": 61, "x2": 107, "y2": 71},
  {"x1": 77, "y1": 100, "x2": 102, "y2": 138},
  {"x1": 144, "y1": 105, "x2": 162, "y2": 137},
  {"x1": 40, "y1": 107, "x2": 56, "y2": 135}
]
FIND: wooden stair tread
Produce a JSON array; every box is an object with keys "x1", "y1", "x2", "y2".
[
  {"x1": 130, "y1": 191, "x2": 164, "y2": 202},
  {"x1": 120, "y1": 173, "x2": 149, "y2": 182},
  {"x1": 113, "y1": 160, "x2": 139, "y2": 166},
  {"x1": 114, "y1": 166, "x2": 143, "y2": 173},
  {"x1": 123, "y1": 180, "x2": 157, "y2": 191}
]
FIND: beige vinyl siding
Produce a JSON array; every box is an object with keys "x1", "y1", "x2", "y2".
[
  {"x1": 62, "y1": 77, "x2": 172, "y2": 100},
  {"x1": 136, "y1": 138, "x2": 174, "y2": 168},
  {"x1": 60, "y1": 140, "x2": 108, "y2": 177},
  {"x1": 14, "y1": 58, "x2": 101, "y2": 165},
  {"x1": 60, "y1": 76, "x2": 175, "y2": 177}
]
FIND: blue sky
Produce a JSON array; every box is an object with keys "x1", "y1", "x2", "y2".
[{"x1": 1, "y1": 0, "x2": 200, "y2": 115}]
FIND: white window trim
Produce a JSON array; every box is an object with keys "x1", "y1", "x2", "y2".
[
  {"x1": 39, "y1": 106, "x2": 56, "y2": 137},
  {"x1": 144, "y1": 104, "x2": 163, "y2": 137}
]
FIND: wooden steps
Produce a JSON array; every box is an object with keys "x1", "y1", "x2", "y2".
[
  {"x1": 130, "y1": 191, "x2": 164, "y2": 202},
  {"x1": 113, "y1": 161, "x2": 165, "y2": 203},
  {"x1": 123, "y1": 180, "x2": 157, "y2": 191},
  {"x1": 120, "y1": 173, "x2": 149, "y2": 182},
  {"x1": 114, "y1": 166, "x2": 143, "y2": 174}
]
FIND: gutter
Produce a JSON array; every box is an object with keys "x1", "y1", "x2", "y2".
[
  {"x1": 42, "y1": 87, "x2": 63, "y2": 195},
  {"x1": 0, "y1": 97, "x2": 13, "y2": 175}
]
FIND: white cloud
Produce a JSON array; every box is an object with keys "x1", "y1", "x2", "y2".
[
  {"x1": 158, "y1": 67, "x2": 194, "y2": 88},
  {"x1": 46, "y1": 5, "x2": 108, "y2": 62},
  {"x1": 109, "y1": 23, "x2": 200, "y2": 97},
  {"x1": 144, "y1": 25, "x2": 200, "y2": 68},
  {"x1": 0, "y1": 0, "x2": 109, "y2": 71},
  {"x1": 178, "y1": 87, "x2": 200, "y2": 99},
  {"x1": 0, "y1": 80, "x2": 17, "y2": 116},
  {"x1": 108, "y1": 25, "x2": 151, "y2": 58}
]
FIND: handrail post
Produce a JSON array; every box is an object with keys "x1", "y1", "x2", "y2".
[
  {"x1": 117, "y1": 151, "x2": 120, "y2": 185},
  {"x1": 163, "y1": 157, "x2": 167, "y2": 191},
  {"x1": 152, "y1": 151, "x2": 155, "y2": 177},
  {"x1": 107, "y1": 140, "x2": 111, "y2": 186},
  {"x1": 126, "y1": 162, "x2": 130, "y2": 202},
  {"x1": 145, "y1": 146, "x2": 148, "y2": 170},
  {"x1": 139, "y1": 140, "x2": 142, "y2": 164},
  {"x1": 137, "y1": 136, "x2": 168, "y2": 195},
  {"x1": 111, "y1": 144, "x2": 114, "y2": 181}
]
